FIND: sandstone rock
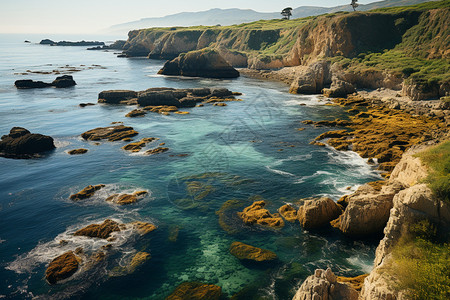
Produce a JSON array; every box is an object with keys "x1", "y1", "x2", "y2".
[
  {"x1": 289, "y1": 61, "x2": 331, "y2": 94},
  {"x1": 323, "y1": 80, "x2": 356, "y2": 98},
  {"x1": 238, "y1": 200, "x2": 285, "y2": 228},
  {"x1": 297, "y1": 197, "x2": 342, "y2": 229},
  {"x1": 278, "y1": 204, "x2": 297, "y2": 222},
  {"x1": 14, "y1": 79, "x2": 52, "y2": 89},
  {"x1": 292, "y1": 268, "x2": 358, "y2": 300},
  {"x1": 388, "y1": 148, "x2": 429, "y2": 187},
  {"x1": 81, "y1": 125, "x2": 138, "y2": 142},
  {"x1": 131, "y1": 221, "x2": 157, "y2": 235},
  {"x1": 158, "y1": 49, "x2": 240, "y2": 78},
  {"x1": 70, "y1": 184, "x2": 105, "y2": 201},
  {"x1": 0, "y1": 127, "x2": 55, "y2": 159},
  {"x1": 45, "y1": 251, "x2": 79, "y2": 284},
  {"x1": 98, "y1": 90, "x2": 137, "y2": 104},
  {"x1": 52, "y1": 75, "x2": 76, "y2": 88},
  {"x1": 74, "y1": 219, "x2": 122, "y2": 239},
  {"x1": 331, "y1": 182, "x2": 404, "y2": 237},
  {"x1": 166, "y1": 282, "x2": 222, "y2": 300},
  {"x1": 145, "y1": 147, "x2": 169, "y2": 155},
  {"x1": 229, "y1": 241, "x2": 277, "y2": 262},
  {"x1": 68, "y1": 148, "x2": 88, "y2": 155}
]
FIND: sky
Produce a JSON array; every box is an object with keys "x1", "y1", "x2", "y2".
[{"x1": 0, "y1": 0, "x2": 376, "y2": 34}]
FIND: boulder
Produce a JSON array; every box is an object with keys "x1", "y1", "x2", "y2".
[
  {"x1": 137, "y1": 90, "x2": 181, "y2": 107},
  {"x1": 125, "y1": 109, "x2": 146, "y2": 117},
  {"x1": 323, "y1": 79, "x2": 356, "y2": 98},
  {"x1": 289, "y1": 61, "x2": 331, "y2": 94},
  {"x1": 331, "y1": 182, "x2": 405, "y2": 237},
  {"x1": 45, "y1": 251, "x2": 79, "y2": 284},
  {"x1": 292, "y1": 268, "x2": 359, "y2": 300},
  {"x1": 52, "y1": 75, "x2": 76, "y2": 88},
  {"x1": 14, "y1": 79, "x2": 52, "y2": 89},
  {"x1": 158, "y1": 49, "x2": 240, "y2": 79},
  {"x1": 70, "y1": 184, "x2": 105, "y2": 201},
  {"x1": 74, "y1": 219, "x2": 122, "y2": 239},
  {"x1": 238, "y1": 200, "x2": 284, "y2": 228},
  {"x1": 81, "y1": 125, "x2": 138, "y2": 142},
  {"x1": 0, "y1": 127, "x2": 55, "y2": 159},
  {"x1": 166, "y1": 282, "x2": 222, "y2": 300},
  {"x1": 297, "y1": 197, "x2": 342, "y2": 229},
  {"x1": 229, "y1": 241, "x2": 277, "y2": 262},
  {"x1": 98, "y1": 90, "x2": 137, "y2": 104}
]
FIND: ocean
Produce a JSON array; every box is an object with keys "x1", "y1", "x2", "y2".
[{"x1": 0, "y1": 34, "x2": 381, "y2": 299}]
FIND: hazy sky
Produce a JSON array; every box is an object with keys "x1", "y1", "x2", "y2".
[{"x1": 0, "y1": 0, "x2": 375, "y2": 34}]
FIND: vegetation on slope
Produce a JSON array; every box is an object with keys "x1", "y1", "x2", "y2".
[
  {"x1": 416, "y1": 140, "x2": 450, "y2": 202},
  {"x1": 389, "y1": 220, "x2": 450, "y2": 300}
]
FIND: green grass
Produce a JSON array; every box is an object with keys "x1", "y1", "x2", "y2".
[
  {"x1": 416, "y1": 140, "x2": 450, "y2": 202},
  {"x1": 390, "y1": 220, "x2": 450, "y2": 300}
]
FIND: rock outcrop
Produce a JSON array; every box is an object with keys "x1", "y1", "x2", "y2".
[
  {"x1": 45, "y1": 251, "x2": 80, "y2": 284},
  {"x1": 238, "y1": 200, "x2": 285, "y2": 228},
  {"x1": 98, "y1": 90, "x2": 138, "y2": 104},
  {"x1": 289, "y1": 61, "x2": 331, "y2": 94},
  {"x1": 70, "y1": 184, "x2": 105, "y2": 201},
  {"x1": 81, "y1": 125, "x2": 138, "y2": 142},
  {"x1": 15, "y1": 75, "x2": 76, "y2": 89},
  {"x1": 297, "y1": 197, "x2": 342, "y2": 229},
  {"x1": 68, "y1": 148, "x2": 88, "y2": 155},
  {"x1": 229, "y1": 241, "x2": 277, "y2": 262},
  {"x1": 322, "y1": 79, "x2": 356, "y2": 98},
  {"x1": 158, "y1": 49, "x2": 240, "y2": 78},
  {"x1": 39, "y1": 39, "x2": 104, "y2": 47},
  {"x1": 106, "y1": 191, "x2": 148, "y2": 205},
  {"x1": 292, "y1": 268, "x2": 358, "y2": 300},
  {"x1": 166, "y1": 282, "x2": 222, "y2": 300},
  {"x1": 74, "y1": 219, "x2": 122, "y2": 239},
  {"x1": 0, "y1": 127, "x2": 55, "y2": 159},
  {"x1": 122, "y1": 138, "x2": 158, "y2": 152},
  {"x1": 278, "y1": 204, "x2": 298, "y2": 222}
]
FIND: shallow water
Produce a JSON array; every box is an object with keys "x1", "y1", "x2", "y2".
[{"x1": 0, "y1": 34, "x2": 381, "y2": 299}]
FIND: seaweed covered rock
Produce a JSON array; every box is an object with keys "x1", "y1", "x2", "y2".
[
  {"x1": 122, "y1": 138, "x2": 158, "y2": 152},
  {"x1": 68, "y1": 148, "x2": 88, "y2": 155},
  {"x1": 81, "y1": 125, "x2": 138, "y2": 142},
  {"x1": 74, "y1": 219, "x2": 122, "y2": 239},
  {"x1": 238, "y1": 200, "x2": 284, "y2": 228},
  {"x1": 0, "y1": 127, "x2": 55, "y2": 159},
  {"x1": 297, "y1": 197, "x2": 342, "y2": 229},
  {"x1": 45, "y1": 251, "x2": 80, "y2": 284},
  {"x1": 166, "y1": 282, "x2": 222, "y2": 300},
  {"x1": 131, "y1": 221, "x2": 157, "y2": 235},
  {"x1": 158, "y1": 49, "x2": 240, "y2": 78},
  {"x1": 106, "y1": 191, "x2": 148, "y2": 205},
  {"x1": 278, "y1": 204, "x2": 297, "y2": 222},
  {"x1": 229, "y1": 241, "x2": 277, "y2": 262},
  {"x1": 70, "y1": 184, "x2": 105, "y2": 201}
]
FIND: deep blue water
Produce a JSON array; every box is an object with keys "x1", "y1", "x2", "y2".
[{"x1": 0, "y1": 34, "x2": 381, "y2": 299}]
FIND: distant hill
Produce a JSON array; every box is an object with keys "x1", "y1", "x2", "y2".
[{"x1": 107, "y1": 0, "x2": 435, "y2": 34}]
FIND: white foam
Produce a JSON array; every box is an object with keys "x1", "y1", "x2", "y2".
[{"x1": 265, "y1": 165, "x2": 296, "y2": 177}]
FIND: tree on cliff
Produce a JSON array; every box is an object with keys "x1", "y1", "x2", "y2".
[
  {"x1": 351, "y1": 0, "x2": 359, "y2": 11},
  {"x1": 281, "y1": 7, "x2": 293, "y2": 20}
]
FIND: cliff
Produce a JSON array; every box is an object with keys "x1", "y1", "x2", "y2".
[{"x1": 122, "y1": 0, "x2": 449, "y2": 100}]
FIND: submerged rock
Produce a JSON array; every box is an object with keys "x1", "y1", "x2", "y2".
[
  {"x1": 166, "y1": 282, "x2": 222, "y2": 300},
  {"x1": 106, "y1": 191, "x2": 148, "y2": 205},
  {"x1": 81, "y1": 125, "x2": 138, "y2": 142},
  {"x1": 229, "y1": 241, "x2": 277, "y2": 262},
  {"x1": 297, "y1": 197, "x2": 342, "y2": 229},
  {"x1": 131, "y1": 221, "x2": 157, "y2": 235},
  {"x1": 145, "y1": 147, "x2": 169, "y2": 155},
  {"x1": 45, "y1": 251, "x2": 80, "y2": 285},
  {"x1": 292, "y1": 268, "x2": 358, "y2": 300},
  {"x1": 74, "y1": 219, "x2": 122, "y2": 239},
  {"x1": 69, "y1": 184, "x2": 105, "y2": 201},
  {"x1": 68, "y1": 148, "x2": 88, "y2": 155},
  {"x1": 0, "y1": 127, "x2": 55, "y2": 159},
  {"x1": 238, "y1": 200, "x2": 284, "y2": 228},
  {"x1": 158, "y1": 49, "x2": 240, "y2": 79}
]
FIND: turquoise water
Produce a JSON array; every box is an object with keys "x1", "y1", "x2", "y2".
[{"x1": 0, "y1": 35, "x2": 381, "y2": 299}]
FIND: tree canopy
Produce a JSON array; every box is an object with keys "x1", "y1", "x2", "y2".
[{"x1": 281, "y1": 7, "x2": 293, "y2": 20}]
